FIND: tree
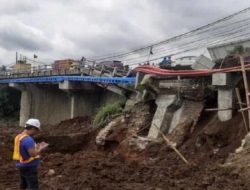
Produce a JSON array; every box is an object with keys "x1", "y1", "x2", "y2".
[{"x1": 0, "y1": 87, "x2": 21, "y2": 119}]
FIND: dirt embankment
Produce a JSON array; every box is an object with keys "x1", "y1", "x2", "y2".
[{"x1": 0, "y1": 102, "x2": 249, "y2": 190}]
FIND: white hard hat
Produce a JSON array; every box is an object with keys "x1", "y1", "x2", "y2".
[{"x1": 25, "y1": 118, "x2": 41, "y2": 130}]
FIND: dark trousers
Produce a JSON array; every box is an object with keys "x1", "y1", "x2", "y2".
[{"x1": 19, "y1": 167, "x2": 39, "y2": 190}]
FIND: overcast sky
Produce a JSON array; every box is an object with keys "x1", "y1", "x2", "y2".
[{"x1": 0, "y1": 0, "x2": 250, "y2": 65}]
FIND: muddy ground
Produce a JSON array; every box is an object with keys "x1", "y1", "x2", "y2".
[{"x1": 0, "y1": 102, "x2": 250, "y2": 190}]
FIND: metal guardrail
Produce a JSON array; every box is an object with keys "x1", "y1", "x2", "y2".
[
  {"x1": 0, "y1": 64, "x2": 130, "y2": 79},
  {"x1": 66, "y1": 76, "x2": 135, "y2": 84},
  {"x1": 0, "y1": 61, "x2": 135, "y2": 86}
]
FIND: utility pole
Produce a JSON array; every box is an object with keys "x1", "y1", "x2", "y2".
[
  {"x1": 16, "y1": 52, "x2": 18, "y2": 64},
  {"x1": 239, "y1": 55, "x2": 250, "y2": 131}
]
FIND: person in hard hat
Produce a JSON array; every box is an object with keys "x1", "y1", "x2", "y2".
[{"x1": 13, "y1": 118, "x2": 48, "y2": 190}]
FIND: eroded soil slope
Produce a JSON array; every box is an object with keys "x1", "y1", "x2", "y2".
[{"x1": 0, "y1": 102, "x2": 249, "y2": 190}]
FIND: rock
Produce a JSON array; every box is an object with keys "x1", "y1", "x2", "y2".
[
  {"x1": 235, "y1": 132, "x2": 250, "y2": 153},
  {"x1": 243, "y1": 132, "x2": 250, "y2": 148},
  {"x1": 48, "y1": 169, "x2": 56, "y2": 176},
  {"x1": 128, "y1": 136, "x2": 160, "y2": 150},
  {"x1": 96, "y1": 116, "x2": 124, "y2": 145},
  {"x1": 235, "y1": 146, "x2": 244, "y2": 153},
  {"x1": 195, "y1": 135, "x2": 206, "y2": 148}
]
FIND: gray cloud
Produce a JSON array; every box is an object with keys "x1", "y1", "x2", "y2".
[
  {"x1": 0, "y1": 17, "x2": 52, "y2": 51},
  {"x1": 0, "y1": 0, "x2": 249, "y2": 65},
  {"x1": 0, "y1": 0, "x2": 38, "y2": 14}
]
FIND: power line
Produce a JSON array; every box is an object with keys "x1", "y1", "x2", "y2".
[
  {"x1": 120, "y1": 22, "x2": 250, "y2": 64},
  {"x1": 88, "y1": 6, "x2": 250, "y2": 61},
  {"x1": 104, "y1": 18, "x2": 250, "y2": 62},
  {"x1": 128, "y1": 31, "x2": 250, "y2": 66}
]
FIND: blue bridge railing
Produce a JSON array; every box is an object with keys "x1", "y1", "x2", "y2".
[{"x1": 0, "y1": 76, "x2": 136, "y2": 85}]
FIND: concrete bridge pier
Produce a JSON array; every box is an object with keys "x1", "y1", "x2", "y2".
[
  {"x1": 59, "y1": 81, "x2": 102, "y2": 120},
  {"x1": 148, "y1": 95, "x2": 177, "y2": 139},
  {"x1": 9, "y1": 83, "x2": 31, "y2": 127},
  {"x1": 212, "y1": 73, "x2": 241, "y2": 121},
  {"x1": 10, "y1": 83, "x2": 72, "y2": 126},
  {"x1": 70, "y1": 94, "x2": 76, "y2": 119},
  {"x1": 9, "y1": 81, "x2": 122, "y2": 126},
  {"x1": 217, "y1": 87, "x2": 233, "y2": 121},
  {"x1": 147, "y1": 95, "x2": 204, "y2": 139}
]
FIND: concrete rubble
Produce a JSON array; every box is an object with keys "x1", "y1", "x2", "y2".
[{"x1": 235, "y1": 132, "x2": 250, "y2": 153}]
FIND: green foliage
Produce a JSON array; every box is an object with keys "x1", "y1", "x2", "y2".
[
  {"x1": 93, "y1": 100, "x2": 125, "y2": 128},
  {"x1": 0, "y1": 87, "x2": 21, "y2": 120}
]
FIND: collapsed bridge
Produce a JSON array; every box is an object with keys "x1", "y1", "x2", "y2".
[{"x1": 0, "y1": 53, "x2": 249, "y2": 142}]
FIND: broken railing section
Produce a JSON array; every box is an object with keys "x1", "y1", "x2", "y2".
[{"x1": 135, "y1": 72, "x2": 205, "y2": 139}]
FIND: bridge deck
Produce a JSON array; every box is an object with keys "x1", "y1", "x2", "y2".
[{"x1": 0, "y1": 65, "x2": 135, "y2": 85}]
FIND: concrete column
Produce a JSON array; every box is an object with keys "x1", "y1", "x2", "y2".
[
  {"x1": 168, "y1": 100, "x2": 204, "y2": 134},
  {"x1": 19, "y1": 90, "x2": 32, "y2": 126},
  {"x1": 148, "y1": 95, "x2": 176, "y2": 139},
  {"x1": 8, "y1": 83, "x2": 31, "y2": 127},
  {"x1": 218, "y1": 87, "x2": 233, "y2": 121},
  {"x1": 168, "y1": 105, "x2": 183, "y2": 133},
  {"x1": 15, "y1": 84, "x2": 72, "y2": 125},
  {"x1": 9, "y1": 81, "x2": 124, "y2": 125},
  {"x1": 212, "y1": 73, "x2": 238, "y2": 122},
  {"x1": 70, "y1": 95, "x2": 76, "y2": 119}
]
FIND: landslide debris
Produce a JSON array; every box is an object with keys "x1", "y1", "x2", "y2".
[{"x1": 0, "y1": 102, "x2": 249, "y2": 190}]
